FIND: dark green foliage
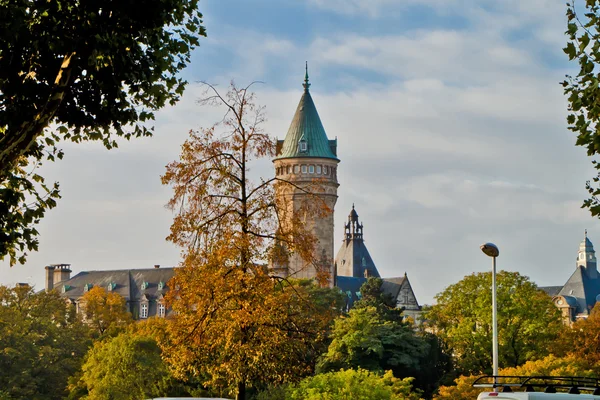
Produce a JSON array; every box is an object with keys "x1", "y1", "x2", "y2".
[
  {"x1": 0, "y1": 285, "x2": 92, "y2": 400},
  {"x1": 424, "y1": 271, "x2": 562, "y2": 376},
  {"x1": 563, "y1": 1, "x2": 600, "y2": 216},
  {"x1": 0, "y1": 0, "x2": 206, "y2": 265}
]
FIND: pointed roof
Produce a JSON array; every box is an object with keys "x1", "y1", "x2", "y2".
[
  {"x1": 335, "y1": 205, "x2": 380, "y2": 278},
  {"x1": 557, "y1": 265, "x2": 600, "y2": 315},
  {"x1": 274, "y1": 66, "x2": 338, "y2": 161}
]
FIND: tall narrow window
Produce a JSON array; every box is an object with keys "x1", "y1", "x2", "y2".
[
  {"x1": 293, "y1": 165, "x2": 300, "y2": 174},
  {"x1": 286, "y1": 166, "x2": 290, "y2": 174},
  {"x1": 324, "y1": 166, "x2": 329, "y2": 175},
  {"x1": 309, "y1": 165, "x2": 315, "y2": 174},
  {"x1": 316, "y1": 165, "x2": 322, "y2": 174},
  {"x1": 158, "y1": 303, "x2": 166, "y2": 318},
  {"x1": 301, "y1": 165, "x2": 307, "y2": 173},
  {"x1": 140, "y1": 303, "x2": 148, "y2": 319}
]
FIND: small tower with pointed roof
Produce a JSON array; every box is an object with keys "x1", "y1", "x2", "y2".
[
  {"x1": 273, "y1": 65, "x2": 340, "y2": 286},
  {"x1": 335, "y1": 205, "x2": 381, "y2": 279},
  {"x1": 577, "y1": 229, "x2": 598, "y2": 278}
]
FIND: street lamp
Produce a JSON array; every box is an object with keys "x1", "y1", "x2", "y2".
[{"x1": 480, "y1": 242, "x2": 499, "y2": 392}]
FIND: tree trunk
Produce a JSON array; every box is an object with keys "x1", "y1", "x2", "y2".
[{"x1": 236, "y1": 381, "x2": 246, "y2": 400}]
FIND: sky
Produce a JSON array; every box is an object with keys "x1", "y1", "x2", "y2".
[{"x1": 0, "y1": 0, "x2": 596, "y2": 305}]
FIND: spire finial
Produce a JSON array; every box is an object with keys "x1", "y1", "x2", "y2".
[{"x1": 303, "y1": 61, "x2": 310, "y2": 91}]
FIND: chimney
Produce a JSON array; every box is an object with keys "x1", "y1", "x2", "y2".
[
  {"x1": 53, "y1": 264, "x2": 72, "y2": 285},
  {"x1": 45, "y1": 265, "x2": 55, "y2": 292},
  {"x1": 154, "y1": 264, "x2": 160, "y2": 269}
]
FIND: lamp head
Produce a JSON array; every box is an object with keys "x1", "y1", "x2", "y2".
[{"x1": 480, "y1": 242, "x2": 499, "y2": 258}]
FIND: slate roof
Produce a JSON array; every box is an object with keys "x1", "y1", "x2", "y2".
[
  {"x1": 558, "y1": 266, "x2": 600, "y2": 315},
  {"x1": 54, "y1": 268, "x2": 175, "y2": 302},
  {"x1": 335, "y1": 239, "x2": 381, "y2": 279},
  {"x1": 335, "y1": 205, "x2": 381, "y2": 279},
  {"x1": 335, "y1": 275, "x2": 419, "y2": 312},
  {"x1": 539, "y1": 286, "x2": 563, "y2": 297},
  {"x1": 274, "y1": 72, "x2": 338, "y2": 161}
]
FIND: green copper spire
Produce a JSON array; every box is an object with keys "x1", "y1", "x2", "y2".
[
  {"x1": 303, "y1": 61, "x2": 310, "y2": 91},
  {"x1": 274, "y1": 66, "x2": 338, "y2": 161}
]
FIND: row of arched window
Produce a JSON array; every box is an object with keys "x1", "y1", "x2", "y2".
[{"x1": 276, "y1": 164, "x2": 336, "y2": 177}]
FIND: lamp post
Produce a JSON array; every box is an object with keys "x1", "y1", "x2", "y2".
[{"x1": 480, "y1": 242, "x2": 499, "y2": 392}]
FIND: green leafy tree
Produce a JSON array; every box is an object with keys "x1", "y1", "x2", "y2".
[
  {"x1": 317, "y1": 305, "x2": 429, "y2": 379},
  {"x1": 0, "y1": 0, "x2": 206, "y2": 266},
  {"x1": 79, "y1": 333, "x2": 170, "y2": 400},
  {"x1": 563, "y1": 0, "x2": 600, "y2": 216},
  {"x1": 0, "y1": 285, "x2": 91, "y2": 399},
  {"x1": 424, "y1": 271, "x2": 562, "y2": 375},
  {"x1": 286, "y1": 369, "x2": 422, "y2": 400}
]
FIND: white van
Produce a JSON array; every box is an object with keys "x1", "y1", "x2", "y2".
[
  {"x1": 474, "y1": 376, "x2": 600, "y2": 399},
  {"x1": 478, "y1": 393, "x2": 600, "y2": 399}
]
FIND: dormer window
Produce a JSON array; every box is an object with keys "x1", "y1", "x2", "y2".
[
  {"x1": 141, "y1": 281, "x2": 149, "y2": 290},
  {"x1": 158, "y1": 281, "x2": 165, "y2": 291},
  {"x1": 84, "y1": 283, "x2": 93, "y2": 292},
  {"x1": 62, "y1": 285, "x2": 71, "y2": 293},
  {"x1": 298, "y1": 139, "x2": 307, "y2": 153},
  {"x1": 107, "y1": 282, "x2": 116, "y2": 292}
]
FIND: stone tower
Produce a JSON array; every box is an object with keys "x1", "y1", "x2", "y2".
[{"x1": 272, "y1": 66, "x2": 339, "y2": 285}]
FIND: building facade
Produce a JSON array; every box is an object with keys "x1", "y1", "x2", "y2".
[
  {"x1": 45, "y1": 264, "x2": 174, "y2": 320},
  {"x1": 541, "y1": 232, "x2": 600, "y2": 326}
]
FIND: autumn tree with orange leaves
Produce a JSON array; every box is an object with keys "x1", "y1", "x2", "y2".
[{"x1": 161, "y1": 82, "x2": 341, "y2": 400}]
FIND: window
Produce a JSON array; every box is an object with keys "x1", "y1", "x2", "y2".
[
  {"x1": 158, "y1": 303, "x2": 166, "y2": 318},
  {"x1": 316, "y1": 165, "x2": 322, "y2": 174},
  {"x1": 301, "y1": 165, "x2": 307, "y2": 173},
  {"x1": 141, "y1": 281, "x2": 149, "y2": 290},
  {"x1": 299, "y1": 140, "x2": 307, "y2": 152},
  {"x1": 140, "y1": 303, "x2": 148, "y2": 319},
  {"x1": 286, "y1": 166, "x2": 290, "y2": 174},
  {"x1": 324, "y1": 166, "x2": 329, "y2": 175},
  {"x1": 293, "y1": 165, "x2": 300, "y2": 174},
  {"x1": 309, "y1": 165, "x2": 314, "y2": 174},
  {"x1": 84, "y1": 283, "x2": 92, "y2": 292},
  {"x1": 107, "y1": 282, "x2": 116, "y2": 292},
  {"x1": 158, "y1": 281, "x2": 165, "y2": 291}
]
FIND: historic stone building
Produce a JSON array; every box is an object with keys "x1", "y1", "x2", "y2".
[
  {"x1": 271, "y1": 68, "x2": 421, "y2": 317},
  {"x1": 45, "y1": 263, "x2": 174, "y2": 319},
  {"x1": 272, "y1": 68, "x2": 339, "y2": 285},
  {"x1": 541, "y1": 232, "x2": 600, "y2": 326},
  {"x1": 334, "y1": 206, "x2": 422, "y2": 321},
  {"x1": 43, "y1": 69, "x2": 421, "y2": 320}
]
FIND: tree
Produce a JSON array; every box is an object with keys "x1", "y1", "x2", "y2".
[
  {"x1": 556, "y1": 303, "x2": 600, "y2": 370},
  {"x1": 317, "y1": 305, "x2": 429, "y2": 380},
  {"x1": 0, "y1": 0, "x2": 206, "y2": 266},
  {"x1": 424, "y1": 271, "x2": 562, "y2": 375},
  {"x1": 80, "y1": 286, "x2": 132, "y2": 337},
  {"x1": 563, "y1": 0, "x2": 600, "y2": 216},
  {"x1": 0, "y1": 285, "x2": 91, "y2": 399},
  {"x1": 79, "y1": 333, "x2": 169, "y2": 400},
  {"x1": 434, "y1": 354, "x2": 597, "y2": 400},
  {"x1": 161, "y1": 82, "x2": 336, "y2": 400},
  {"x1": 285, "y1": 369, "x2": 422, "y2": 400}
]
